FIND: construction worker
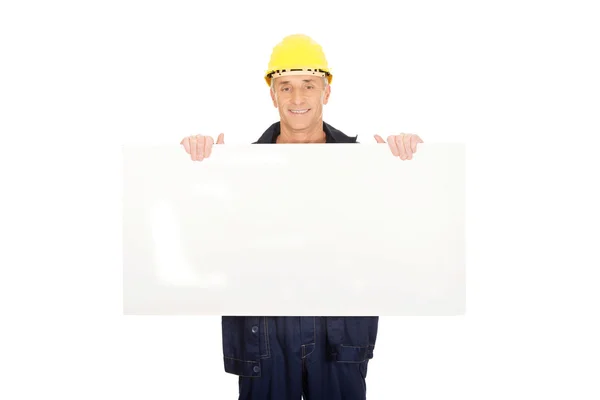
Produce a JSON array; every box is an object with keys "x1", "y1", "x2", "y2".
[{"x1": 180, "y1": 34, "x2": 423, "y2": 400}]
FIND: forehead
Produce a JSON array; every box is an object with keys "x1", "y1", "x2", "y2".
[{"x1": 273, "y1": 75, "x2": 323, "y2": 86}]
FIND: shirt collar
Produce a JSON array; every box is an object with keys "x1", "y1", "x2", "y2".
[{"x1": 253, "y1": 121, "x2": 358, "y2": 144}]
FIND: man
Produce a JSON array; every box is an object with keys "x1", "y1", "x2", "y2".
[{"x1": 180, "y1": 34, "x2": 423, "y2": 400}]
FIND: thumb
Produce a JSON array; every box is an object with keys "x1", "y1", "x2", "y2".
[
  {"x1": 374, "y1": 134, "x2": 386, "y2": 144},
  {"x1": 216, "y1": 133, "x2": 225, "y2": 144}
]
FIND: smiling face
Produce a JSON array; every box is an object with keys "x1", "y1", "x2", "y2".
[{"x1": 270, "y1": 75, "x2": 331, "y2": 132}]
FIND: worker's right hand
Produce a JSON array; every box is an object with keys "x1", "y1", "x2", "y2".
[{"x1": 180, "y1": 133, "x2": 225, "y2": 161}]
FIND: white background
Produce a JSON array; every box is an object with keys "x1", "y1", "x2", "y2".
[{"x1": 1, "y1": 0, "x2": 599, "y2": 399}]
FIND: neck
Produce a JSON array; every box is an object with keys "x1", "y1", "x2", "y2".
[{"x1": 277, "y1": 120, "x2": 326, "y2": 143}]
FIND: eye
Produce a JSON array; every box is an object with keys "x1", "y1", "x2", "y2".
[
  {"x1": 281, "y1": 87, "x2": 290, "y2": 92},
  {"x1": 306, "y1": 85, "x2": 314, "y2": 89}
]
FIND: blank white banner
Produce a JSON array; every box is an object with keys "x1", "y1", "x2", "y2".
[{"x1": 123, "y1": 143, "x2": 465, "y2": 315}]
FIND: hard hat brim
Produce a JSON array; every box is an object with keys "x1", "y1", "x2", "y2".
[{"x1": 265, "y1": 68, "x2": 332, "y2": 86}]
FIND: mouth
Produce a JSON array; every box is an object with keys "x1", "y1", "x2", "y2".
[{"x1": 288, "y1": 108, "x2": 310, "y2": 115}]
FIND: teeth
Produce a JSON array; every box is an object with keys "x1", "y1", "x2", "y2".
[{"x1": 290, "y1": 109, "x2": 308, "y2": 114}]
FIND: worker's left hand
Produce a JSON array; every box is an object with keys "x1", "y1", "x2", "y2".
[{"x1": 374, "y1": 134, "x2": 424, "y2": 160}]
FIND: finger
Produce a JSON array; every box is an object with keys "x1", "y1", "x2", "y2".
[
  {"x1": 386, "y1": 135, "x2": 399, "y2": 156},
  {"x1": 181, "y1": 137, "x2": 191, "y2": 154},
  {"x1": 404, "y1": 135, "x2": 413, "y2": 160},
  {"x1": 189, "y1": 136, "x2": 197, "y2": 160},
  {"x1": 404, "y1": 134, "x2": 413, "y2": 159},
  {"x1": 204, "y1": 135, "x2": 214, "y2": 158},
  {"x1": 196, "y1": 135, "x2": 205, "y2": 161},
  {"x1": 216, "y1": 133, "x2": 225, "y2": 144},
  {"x1": 410, "y1": 135, "x2": 418, "y2": 154},
  {"x1": 374, "y1": 134, "x2": 386, "y2": 144},
  {"x1": 396, "y1": 135, "x2": 408, "y2": 160}
]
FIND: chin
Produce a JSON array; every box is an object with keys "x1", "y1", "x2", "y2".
[{"x1": 282, "y1": 119, "x2": 311, "y2": 130}]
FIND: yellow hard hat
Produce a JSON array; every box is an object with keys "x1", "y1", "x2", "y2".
[{"x1": 265, "y1": 34, "x2": 332, "y2": 86}]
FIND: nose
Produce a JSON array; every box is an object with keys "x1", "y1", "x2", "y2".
[{"x1": 291, "y1": 89, "x2": 304, "y2": 105}]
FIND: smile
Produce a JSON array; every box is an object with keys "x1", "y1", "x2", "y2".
[{"x1": 289, "y1": 109, "x2": 310, "y2": 114}]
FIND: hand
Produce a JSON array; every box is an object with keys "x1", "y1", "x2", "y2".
[
  {"x1": 374, "y1": 133, "x2": 424, "y2": 160},
  {"x1": 180, "y1": 133, "x2": 225, "y2": 161}
]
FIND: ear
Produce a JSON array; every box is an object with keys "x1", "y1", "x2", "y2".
[
  {"x1": 323, "y1": 84, "x2": 331, "y2": 105},
  {"x1": 270, "y1": 87, "x2": 278, "y2": 108}
]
